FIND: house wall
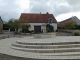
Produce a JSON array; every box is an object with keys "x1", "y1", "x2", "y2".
[
  {"x1": 0, "y1": 19, "x2": 3, "y2": 33},
  {"x1": 29, "y1": 23, "x2": 57, "y2": 31},
  {"x1": 72, "y1": 16, "x2": 80, "y2": 24},
  {"x1": 51, "y1": 23, "x2": 57, "y2": 31}
]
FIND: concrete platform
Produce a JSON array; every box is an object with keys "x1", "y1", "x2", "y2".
[{"x1": 0, "y1": 36, "x2": 80, "y2": 60}]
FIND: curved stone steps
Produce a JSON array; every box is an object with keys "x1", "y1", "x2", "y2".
[
  {"x1": 11, "y1": 46, "x2": 80, "y2": 53},
  {"x1": 41, "y1": 52, "x2": 80, "y2": 56},
  {"x1": 16, "y1": 41, "x2": 80, "y2": 45},
  {"x1": 12, "y1": 43, "x2": 80, "y2": 49}
]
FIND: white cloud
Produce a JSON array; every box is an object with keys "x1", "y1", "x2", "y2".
[
  {"x1": 16, "y1": 0, "x2": 30, "y2": 10},
  {"x1": 56, "y1": 12, "x2": 80, "y2": 22},
  {"x1": 0, "y1": 0, "x2": 80, "y2": 22}
]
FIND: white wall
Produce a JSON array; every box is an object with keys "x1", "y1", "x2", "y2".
[
  {"x1": 51, "y1": 23, "x2": 57, "y2": 31},
  {"x1": 29, "y1": 23, "x2": 57, "y2": 31}
]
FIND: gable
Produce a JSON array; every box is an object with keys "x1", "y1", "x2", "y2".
[
  {"x1": 20, "y1": 13, "x2": 57, "y2": 23},
  {"x1": 60, "y1": 16, "x2": 80, "y2": 25}
]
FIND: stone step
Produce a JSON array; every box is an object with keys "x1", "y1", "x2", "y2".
[
  {"x1": 41, "y1": 52, "x2": 80, "y2": 56},
  {"x1": 11, "y1": 46, "x2": 80, "y2": 53},
  {"x1": 12, "y1": 43, "x2": 80, "y2": 49},
  {"x1": 16, "y1": 41, "x2": 80, "y2": 45}
]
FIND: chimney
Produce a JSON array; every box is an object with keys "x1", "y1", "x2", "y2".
[
  {"x1": 40, "y1": 12, "x2": 41, "y2": 14},
  {"x1": 46, "y1": 12, "x2": 49, "y2": 14}
]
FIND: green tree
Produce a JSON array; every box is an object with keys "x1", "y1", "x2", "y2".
[
  {"x1": 19, "y1": 19, "x2": 30, "y2": 32},
  {"x1": 8, "y1": 18, "x2": 30, "y2": 31},
  {"x1": 60, "y1": 20, "x2": 77, "y2": 29},
  {"x1": 3, "y1": 23, "x2": 10, "y2": 30},
  {"x1": 8, "y1": 18, "x2": 19, "y2": 31}
]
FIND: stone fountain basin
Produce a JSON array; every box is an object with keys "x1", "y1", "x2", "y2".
[{"x1": 34, "y1": 33, "x2": 56, "y2": 38}]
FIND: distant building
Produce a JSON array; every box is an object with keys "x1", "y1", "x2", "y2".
[
  {"x1": 59, "y1": 16, "x2": 80, "y2": 25},
  {"x1": 19, "y1": 13, "x2": 57, "y2": 33},
  {"x1": 3, "y1": 21, "x2": 7, "y2": 24},
  {"x1": 0, "y1": 16, "x2": 3, "y2": 33}
]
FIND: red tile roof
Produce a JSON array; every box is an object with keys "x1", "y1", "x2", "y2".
[{"x1": 20, "y1": 13, "x2": 57, "y2": 23}]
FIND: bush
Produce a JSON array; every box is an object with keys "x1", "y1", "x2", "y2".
[
  {"x1": 72, "y1": 30, "x2": 80, "y2": 36},
  {"x1": 46, "y1": 27, "x2": 51, "y2": 32},
  {"x1": 22, "y1": 29, "x2": 31, "y2": 33},
  {"x1": 3, "y1": 27, "x2": 9, "y2": 30},
  {"x1": 58, "y1": 26, "x2": 61, "y2": 29},
  {"x1": 46, "y1": 24, "x2": 54, "y2": 32},
  {"x1": 3, "y1": 24, "x2": 10, "y2": 30}
]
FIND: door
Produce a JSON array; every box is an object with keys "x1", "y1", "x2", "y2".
[{"x1": 34, "y1": 26, "x2": 41, "y2": 33}]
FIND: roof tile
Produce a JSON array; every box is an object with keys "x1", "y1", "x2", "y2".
[{"x1": 20, "y1": 13, "x2": 57, "y2": 23}]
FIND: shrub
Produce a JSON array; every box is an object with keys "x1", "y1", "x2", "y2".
[
  {"x1": 72, "y1": 30, "x2": 80, "y2": 36},
  {"x1": 3, "y1": 24, "x2": 10, "y2": 30},
  {"x1": 46, "y1": 27, "x2": 51, "y2": 32},
  {"x1": 46, "y1": 24, "x2": 54, "y2": 32}
]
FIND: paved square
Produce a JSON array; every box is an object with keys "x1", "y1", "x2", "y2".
[{"x1": 0, "y1": 36, "x2": 80, "y2": 60}]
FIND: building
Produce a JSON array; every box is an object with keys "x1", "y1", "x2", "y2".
[
  {"x1": 19, "y1": 13, "x2": 57, "y2": 33},
  {"x1": 3, "y1": 21, "x2": 7, "y2": 24},
  {"x1": 0, "y1": 16, "x2": 3, "y2": 33},
  {"x1": 59, "y1": 16, "x2": 80, "y2": 25}
]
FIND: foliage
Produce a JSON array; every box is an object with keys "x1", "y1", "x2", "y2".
[
  {"x1": 3, "y1": 24, "x2": 10, "y2": 30},
  {"x1": 58, "y1": 25, "x2": 61, "y2": 29},
  {"x1": 72, "y1": 30, "x2": 80, "y2": 36},
  {"x1": 46, "y1": 27, "x2": 51, "y2": 32},
  {"x1": 46, "y1": 24, "x2": 54, "y2": 32},
  {"x1": 8, "y1": 18, "x2": 30, "y2": 31},
  {"x1": 8, "y1": 18, "x2": 19, "y2": 30},
  {"x1": 19, "y1": 19, "x2": 31, "y2": 32},
  {"x1": 60, "y1": 20, "x2": 77, "y2": 29},
  {"x1": 74, "y1": 24, "x2": 80, "y2": 29}
]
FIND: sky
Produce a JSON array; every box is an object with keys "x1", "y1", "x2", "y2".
[{"x1": 0, "y1": 0, "x2": 80, "y2": 22}]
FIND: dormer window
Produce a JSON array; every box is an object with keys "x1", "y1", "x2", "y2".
[{"x1": 48, "y1": 18, "x2": 53, "y2": 24}]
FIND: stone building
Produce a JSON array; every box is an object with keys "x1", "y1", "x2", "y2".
[{"x1": 0, "y1": 16, "x2": 3, "y2": 33}]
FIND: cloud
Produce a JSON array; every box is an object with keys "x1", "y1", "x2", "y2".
[
  {"x1": 29, "y1": 0, "x2": 72, "y2": 16},
  {"x1": 0, "y1": 0, "x2": 30, "y2": 21},
  {"x1": 0, "y1": 0, "x2": 20, "y2": 21},
  {"x1": 66, "y1": 0, "x2": 80, "y2": 12},
  {"x1": 0, "y1": 0, "x2": 80, "y2": 22},
  {"x1": 66, "y1": 0, "x2": 80, "y2": 6}
]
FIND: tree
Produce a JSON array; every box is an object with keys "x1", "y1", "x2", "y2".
[
  {"x1": 19, "y1": 19, "x2": 30, "y2": 32},
  {"x1": 8, "y1": 18, "x2": 30, "y2": 31},
  {"x1": 74, "y1": 24, "x2": 80, "y2": 29},
  {"x1": 3, "y1": 23, "x2": 10, "y2": 30},
  {"x1": 8, "y1": 18, "x2": 19, "y2": 31},
  {"x1": 60, "y1": 20, "x2": 77, "y2": 29}
]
